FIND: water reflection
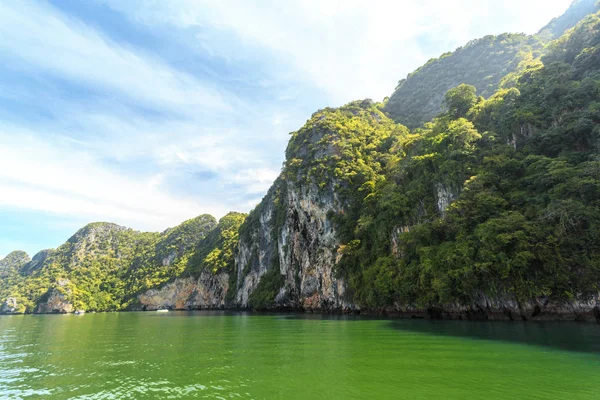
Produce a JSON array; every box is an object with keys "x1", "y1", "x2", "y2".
[
  {"x1": 388, "y1": 319, "x2": 600, "y2": 355},
  {"x1": 279, "y1": 312, "x2": 600, "y2": 355}
]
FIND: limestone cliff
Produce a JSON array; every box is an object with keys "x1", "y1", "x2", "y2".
[
  {"x1": 137, "y1": 102, "x2": 397, "y2": 313},
  {"x1": 0, "y1": 216, "x2": 217, "y2": 314},
  {"x1": 35, "y1": 279, "x2": 74, "y2": 314},
  {"x1": 233, "y1": 178, "x2": 349, "y2": 311},
  {"x1": 135, "y1": 272, "x2": 229, "y2": 310}
]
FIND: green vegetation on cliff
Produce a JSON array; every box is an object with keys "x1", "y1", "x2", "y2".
[
  {"x1": 0, "y1": 216, "x2": 219, "y2": 312},
  {"x1": 186, "y1": 212, "x2": 247, "y2": 275},
  {"x1": 384, "y1": 1, "x2": 600, "y2": 129},
  {"x1": 338, "y1": 11, "x2": 600, "y2": 309},
  {"x1": 0, "y1": 251, "x2": 30, "y2": 278},
  {"x1": 384, "y1": 33, "x2": 542, "y2": 129}
]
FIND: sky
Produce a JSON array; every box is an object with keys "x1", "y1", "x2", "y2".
[{"x1": 0, "y1": 0, "x2": 573, "y2": 258}]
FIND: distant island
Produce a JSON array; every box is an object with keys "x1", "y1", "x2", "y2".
[{"x1": 2, "y1": 0, "x2": 600, "y2": 322}]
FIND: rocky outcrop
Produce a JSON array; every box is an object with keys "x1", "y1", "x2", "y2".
[
  {"x1": 234, "y1": 188, "x2": 278, "y2": 307},
  {"x1": 391, "y1": 226, "x2": 410, "y2": 258},
  {"x1": 232, "y1": 172, "x2": 352, "y2": 311},
  {"x1": 275, "y1": 182, "x2": 349, "y2": 310},
  {"x1": 20, "y1": 249, "x2": 54, "y2": 276},
  {"x1": 1, "y1": 297, "x2": 19, "y2": 314},
  {"x1": 35, "y1": 279, "x2": 73, "y2": 314},
  {"x1": 435, "y1": 183, "x2": 458, "y2": 217},
  {"x1": 136, "y1": 272, "x2": 229, "y2": 310},
  {"x1": 368, "y1": 293, "x2": 600, "y2": 322}
]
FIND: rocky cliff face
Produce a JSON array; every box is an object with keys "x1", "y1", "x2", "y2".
[
  {"x1": 233, "y1": 179, "x2": 350, "y2": 311},
  {"x1": 135, "y1": 184, "x2": 351, "y2": 313},
  {"x1": 35, "y1": 279, "x2": 74, "y2": 314},
  {"x1": 229, "y1": 102, "x2": 396, "y2": 312},
  {"x1": 20, "y1": 249, "x2": 54, "y2": 276},
  {"x1": 275, "y1": 182, "x2": 348, "y2": 310},
  {"x1": 135, "y1": 272, "x2": 229, "y2": 310},
  {"x1": 1, "y1": 297, "x2": 19, "y2": 313},
  {"x1": 382, "y1": 292, "x2": 600, "y2": 322}
]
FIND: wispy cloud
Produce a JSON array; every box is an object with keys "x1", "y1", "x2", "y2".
[
  {"x1": 0, "y1": 128, "x2": 223, "y2": 229},
  {"x1": 0, "y1": 1, "x2": 233, "y2": 114},
  {"x1": 0, "y1": 0, "x2": 290, "y2": 236},
  {"x1": 99, "y1": 0, "x2": 573, "y2": 101}
]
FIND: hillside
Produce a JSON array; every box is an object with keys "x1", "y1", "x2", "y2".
[
  {"x1": 384, "y1": 33, "x2": 542, "y2": 129},
  {"x1": 538, "y1": 0, "x2": 599, "y2": 40},
  {"x1": 383, "y1": 0, "x2": 599, "y2": 129},
  {"x1": 0, "y1": 215, "x2": 219, "y2": 313}
]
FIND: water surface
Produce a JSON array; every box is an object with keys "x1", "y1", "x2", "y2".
[{"x1": 1, "y1": 312, "x2": 599, "y2": 399}]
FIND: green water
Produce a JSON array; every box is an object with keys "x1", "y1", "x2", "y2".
[{"x1": 1, "y1": 312, "x2": 600, "y2": 399}]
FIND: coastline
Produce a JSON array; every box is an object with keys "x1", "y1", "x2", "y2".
[{"x1": 3, "y1": 304, "x2": 600, "y2": 323}]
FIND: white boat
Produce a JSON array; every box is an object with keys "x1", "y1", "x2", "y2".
[
  {"x1": 74, "y1": 310, "x2": 86, "y2": 315},
  {"x1": 156, "y1": 309, "x2": 169, "y2": 313}
]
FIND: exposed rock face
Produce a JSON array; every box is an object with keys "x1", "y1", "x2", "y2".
[
  {"x1": 234, "y1": 189, "x2": 277, "y2": 307},
  {"x1": 384, "y1": 293, "x2": 600, "y2": 323},
  {"x1": 20, "y1": 249, "x2": 54, "y2": 276},
  {"x1": 232, "y1": 180, "x2": 351, "y2": 311},
  {"x1": 136, "y1": 272, "x2": 229, "y2": 310},
  {"x1": 391, "y1": 226, "x2": 410, "y2": 258},
  {"x1": 35, "y1": 279, "x2": 73, "y2": 314},
  {"x1": 1, "y1": 297, "x2": 19, "y2": 313},
  {"x1": 275, "y1": 183, "x2": 349, "y2": 310},
  {"x1": 435, "y1": 183, "x2": 458, "y2": 217}
]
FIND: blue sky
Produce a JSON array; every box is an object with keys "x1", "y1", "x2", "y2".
[{"x1": 0, "y1": 0, "x2": 572, "y2": 258}]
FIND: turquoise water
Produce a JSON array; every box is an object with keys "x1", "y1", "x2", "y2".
[{"x1": 1, "y1": 311, "x2": 599, "y2": 399}]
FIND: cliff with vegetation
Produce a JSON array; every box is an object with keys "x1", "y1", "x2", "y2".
[
  {"x1": 1, "y1": 2, "x2": 599, "y2": 321},
  {"x1": 538, "y1": 0, "x2": 599, "y2": 40},
  {"x1": 384, "y1": 0, "x2": 600, "y2": 129},
  {"x1": 0, "y1": 215, "x2": 219, "y2": 313},
  {"x1": 384, "y1": 33, "x2": 543, "y2": 129}
]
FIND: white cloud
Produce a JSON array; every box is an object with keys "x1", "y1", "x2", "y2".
[
  {"x1": 0, "y1": 112, "x2": 286, "y2": 229},
  {"x1": 0, "y1": 0, "x2": 233, "y2": 114},
  {"x1": 99, "y1": 0, "x2": 573, "y2": 102},
  {"x1": 0, "y1": 0, "x2": 292, "y2": 233},
  {"x1": 231, "y1": 168, "x2": 280, "y2": 194},
  {"x1": 0, "y1": 129, "x2": 229, "y2": 230}
]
